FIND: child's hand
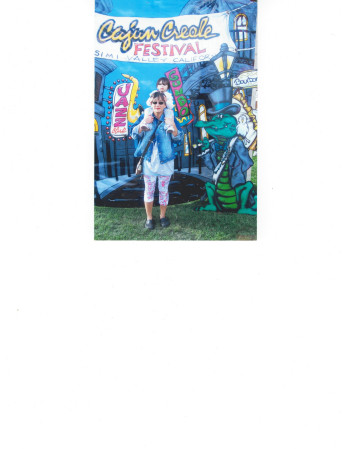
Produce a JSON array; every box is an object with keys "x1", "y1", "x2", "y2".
[{"x1": 165, "y1": 117, "x2": 175, "y2": 128}]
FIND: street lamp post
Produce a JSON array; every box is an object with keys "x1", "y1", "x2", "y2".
[{"x1": 211, "y1": 43, "x2": 237, "y2": 88}]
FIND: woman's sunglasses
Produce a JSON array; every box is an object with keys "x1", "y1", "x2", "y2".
[{"x1": 152, "y1": 101, "x2": 165, "y2": 105}]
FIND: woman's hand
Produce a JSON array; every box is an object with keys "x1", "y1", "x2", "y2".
[
  {"x1": 165, "y1": 117, "x2": 178, "y2": 136},
  {"x1": 165, "y1": 117, "x2": 174, "y2": 127},
  {"x1": 143, "y1": 115, "x2": 154, "y2": 124},
  {"x1": 139, "y1": 115, "x2": 153, "y2": 132},
  {"x1": 199, "y1": 137, "x2": 210, "y2": 152}
]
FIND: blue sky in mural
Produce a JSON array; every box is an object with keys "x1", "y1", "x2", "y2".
[
  {"x1": 100, "y1": 0, "x2": 253, "y2": 125},
  {"x1": 108, "y1": 0, "x2": 188, "y2": 18},
  {"x1": 108, "y1": 0, "x2": 252, "y2": 17}
]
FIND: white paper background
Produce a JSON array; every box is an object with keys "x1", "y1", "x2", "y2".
[{"x1": 1, "y1": 1, "x2": 346, "y2": 448}]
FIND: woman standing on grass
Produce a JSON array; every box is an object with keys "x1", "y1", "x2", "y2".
[{"x1": 132, "y1": 91, "x2": 183, "y2": 230}]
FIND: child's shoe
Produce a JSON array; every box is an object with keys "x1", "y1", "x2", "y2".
[{"x1": 165, "y1": 124, "x2": 174, "y2": 134}]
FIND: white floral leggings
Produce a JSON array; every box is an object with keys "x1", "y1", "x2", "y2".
[{"x1": 144, "y1": 175, "x2": 171, "y2": 206}]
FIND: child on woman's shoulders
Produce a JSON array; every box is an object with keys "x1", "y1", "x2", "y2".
[{"x1": 140, "y1": 77, "x2": 175, "y2": 133}]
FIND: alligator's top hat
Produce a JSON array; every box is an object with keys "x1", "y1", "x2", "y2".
[{"x1": 207, "y1": 87, "x2": 241, "y2": 116}]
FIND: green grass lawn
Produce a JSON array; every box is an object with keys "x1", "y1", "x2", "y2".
[
  {"x1": 94, "y1": 157, "x2": 257, "y2": 241},
  {"x1": 95, "y1": 201, "x2": 256, "y2": 241}
]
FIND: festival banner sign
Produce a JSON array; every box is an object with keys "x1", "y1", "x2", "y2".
[{"x1": 95, "y1": 11, "x2": 237, "y2": 64}]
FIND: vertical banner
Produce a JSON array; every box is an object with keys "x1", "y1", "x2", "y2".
[
  {"x1": 111, "y1": 82, "x2": 133, "y2": 137},
  {"x1": 165, "y1": 67, "x2": 190, "y2": 117}
]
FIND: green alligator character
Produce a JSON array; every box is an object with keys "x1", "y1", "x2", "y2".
[{"x1": 195, "y1": 113, "x2": 257, "y2": 215}]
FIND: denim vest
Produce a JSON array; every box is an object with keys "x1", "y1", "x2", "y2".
[
  {"x1": 203, "y1": 138, "x2": 253, "y2": 188},
  {"x1": 131, "y1": 113, "x2": 183, "y2": 164}
]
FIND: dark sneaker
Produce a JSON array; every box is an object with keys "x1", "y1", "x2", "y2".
[
  {"x1": 160, "y1": 217, "x2": 170, "y2": 228},
  {"x1": 145, "y1": 219, "x2": 155, "y2": 230}
]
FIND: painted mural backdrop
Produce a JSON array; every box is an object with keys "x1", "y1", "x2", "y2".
[{"x1": 94, "y1": 0, "x2": 257, "y2": 216}]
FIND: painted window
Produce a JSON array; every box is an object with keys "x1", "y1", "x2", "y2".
[
  {"x1": 198, "y1": 104, "x2": 209, "y2": 141},
  {"x1": 184, "y1": 132, "x2": 191, "y2": 156},
  {"x1": 95, "y1": 72, "x2": 102, "y2": 103},
  {"x1": 234, "y1": 14, "x2": 248, "y2": 42}
]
